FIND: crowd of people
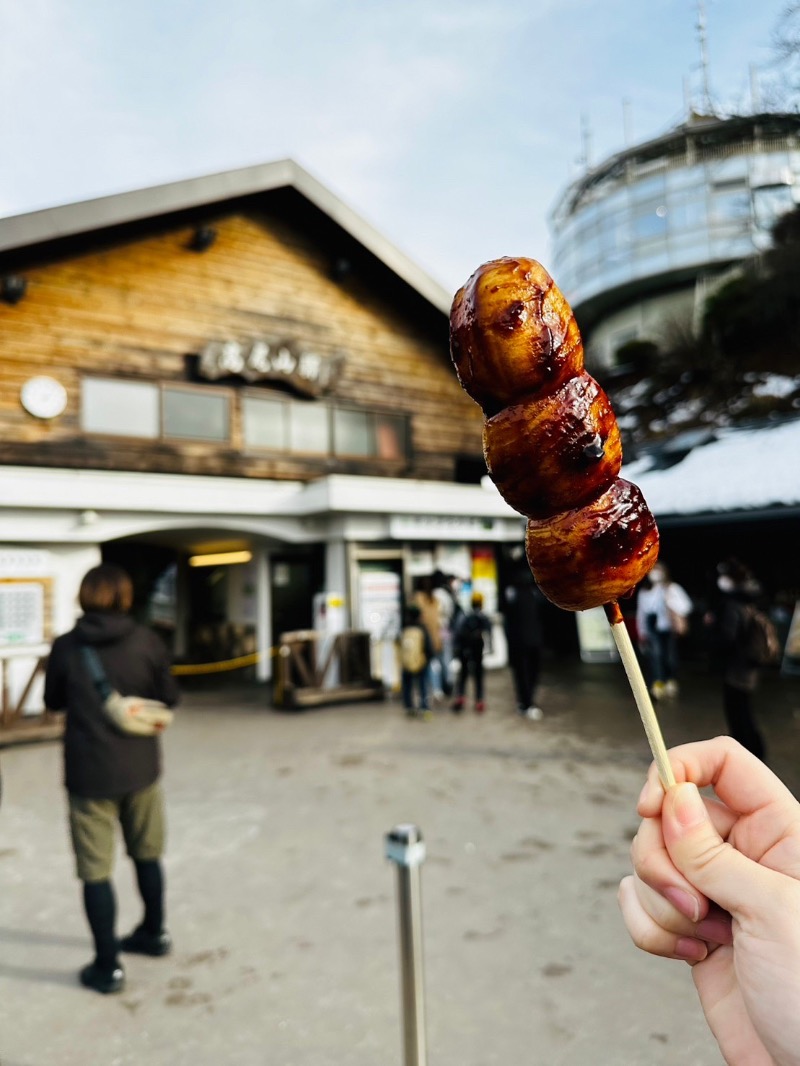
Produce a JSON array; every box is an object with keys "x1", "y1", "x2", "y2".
[
  {"x1": 633, "y1": 555, "x2": 780, "y2": 765},
  {"x1": 396, "y1": 555, "x2": 798, "y2": 1062},
  {"x1": 0, "y1": 547, "x2": 794, "y2": 1066},
  {"x1": 399, "y1": 555, "x2": 783, "y2": 770},
  {"x1": 396, "y1": 555, "x2": 796, "y2": 1064},
  {"x1": 401, "y1": 569, "x2": 527, "y2": 718}
]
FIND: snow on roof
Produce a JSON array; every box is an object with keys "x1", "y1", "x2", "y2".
[{"x1": 622, "y1": 418, "x2": 800, "y2": 518}]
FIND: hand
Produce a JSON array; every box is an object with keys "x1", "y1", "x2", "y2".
[{"x1": 619, "y1": 737, "x2": 800, "y2": 1066}]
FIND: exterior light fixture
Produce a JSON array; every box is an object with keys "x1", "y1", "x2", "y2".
[
  {"x1": 188, "y1": 226, "x2": 217, "y2": 252},
  {"x1": 188, "y1": 549, "x2": 252, "y2": 567},
  {"x1": 331, "y1": 257, "x2": 351, "y2": 281},
  {"x1": 1, "y1": 275, "x2": 27, "y2": 304}
]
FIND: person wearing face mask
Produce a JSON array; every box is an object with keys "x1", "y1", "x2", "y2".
[{"x1": 636, "y1": 563, "x2": 693, "y2": 699}]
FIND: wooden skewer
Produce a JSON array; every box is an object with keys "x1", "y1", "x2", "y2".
[{"x1": 604, "y1": 603, "x2": 676, "y2": 790}]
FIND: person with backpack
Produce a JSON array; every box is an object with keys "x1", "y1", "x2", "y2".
[
  {"x1": 712, "y1": 558, "x2": 778, "y2": 762},
  {"x1": 451, "y1": 592, "x2": 493, "y2": 714},
  {"x1": 399, "y1": 604, "x2": 434, "y2": 718}
]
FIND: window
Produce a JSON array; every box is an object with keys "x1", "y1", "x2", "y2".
[
  {"x1": 242, "y1": 395, "x2": 287, "y2": 450},
  {"x1": 81, "y1": 378, "x2": 159, "y2": 438},
  {"x1": 334, "y1": 408, "x2": 371, "y2": 456},
  {"x1": 633, "y1": 203, "x2": 668, "y2": 242},
  {"x1": 289, "y1": 401, "x2": 330, "y2": 453},
  {"x1": 163, "y1": 386, "x2": 229, "y2": 441},
  {"x1": 83, "y1": 376, "x2": 410, "y2": 463},
  {"x1": 709, "y1": 190, "x2": 751, "y2": 224},
  {"x1": 630, "y1": 174, "x2": 666, "y2": 204},
  {"x1": 243, "y1": 390, "x2": 409, "y2": 462},
  {"x1": 669, "y1": 194, "x2": 707, "y2": 233},
  {"x1": 375, "y1": 414, "x2": 406, "y2": 460},
  {"x1": 82, "y1": 378, "x2": 228, "y2": 442},
  {"x1": 753, "y1": 185, "x2": 794, "y2": 233}
]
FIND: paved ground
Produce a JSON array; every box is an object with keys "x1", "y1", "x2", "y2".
[{"x1": 2, "y1": 658, "x2": 799, "y2": 1066}]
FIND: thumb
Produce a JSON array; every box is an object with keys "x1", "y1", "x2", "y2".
[{"x1": 663, "y1": 782, "x2": 776, "y2": 918}]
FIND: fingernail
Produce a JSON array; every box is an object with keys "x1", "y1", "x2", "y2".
[
  {"x1": 663, "y1": 886, "x2": 700, "y2": 923},
  {"x1": 637, "y1": 777, "x2": 661, "y2": 808},
  {"x1": 672, "y1": 783, "x2": 706, "y2": 828},
  {"x1": 675, "y1": 936, "x2": 707, "y2": 962}
]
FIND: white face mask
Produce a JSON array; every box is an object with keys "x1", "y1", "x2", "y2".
[
  {"x1": 650, "y1": 569, "x2": 665, "y2": 585},
  {"x1": 717, "y1": 575, "x2": 735, "y2": 593}
]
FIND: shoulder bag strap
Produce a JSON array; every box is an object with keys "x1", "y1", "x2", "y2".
[{"x1": 81, "y1": 645, "x2": 113, "y2": 702}]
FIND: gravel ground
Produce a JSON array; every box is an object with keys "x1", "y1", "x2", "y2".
[{"x1": 1, "y1": 659, "x2": 799, "y2": 1066}]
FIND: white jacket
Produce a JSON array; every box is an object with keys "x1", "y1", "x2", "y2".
[{"x1": 637, "y1": 582, "x2": 692, "y2": 634}]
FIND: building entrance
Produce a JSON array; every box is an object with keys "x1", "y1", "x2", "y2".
[
  {"x1": 102, "y1": 537, "x2": 260, "y2": 673},
  {"x1": 270, "y1": 548, "x2": 325, "y2": 640}
]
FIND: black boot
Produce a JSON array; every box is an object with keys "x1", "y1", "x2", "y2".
[
  {"x1": 119, "y1": 924, "x2": 172, "y2": 956},
  {"x1": 80, "y1": 961, "x2": 125, "y2": 994},
  {"x1": 81, "y1": 880, "x2": 124, "y2": 992}
]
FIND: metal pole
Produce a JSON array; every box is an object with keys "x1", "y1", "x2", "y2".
[{"x1": 386, "y1": 824, "x2": 428, "y2": 1066}]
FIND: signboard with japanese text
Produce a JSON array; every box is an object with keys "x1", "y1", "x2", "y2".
[{"x1": 197, "y1": 338, "x2": 344, "y2": 397}]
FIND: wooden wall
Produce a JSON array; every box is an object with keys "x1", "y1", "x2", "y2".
[{"x1": 0, "y1": 209, "x2": 485, "y2": 481}]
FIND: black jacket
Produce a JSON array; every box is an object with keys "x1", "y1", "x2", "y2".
[
  {"x1": 44, "y1": 612, "x2": 180, "y2": 799},
  {"x1": 718, "y1": 594, "x2": 760, "y2": 692},
  {"x1": 503, "y1": 579, "x2": 543, "y2": 648}
]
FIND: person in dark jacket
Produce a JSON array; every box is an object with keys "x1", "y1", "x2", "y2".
[
  {"x1": 502, "y1": 571, "x2": 545, "y2": 720},
  {"x1": 451, "y1": 592, "x2": 493, "y2": 714},
  {"x1": 708, "y1": 558, "x2": 767, "y2": 762},
  {"x1": 44, "y1": 563, "x2": 180, "y2": 995}
]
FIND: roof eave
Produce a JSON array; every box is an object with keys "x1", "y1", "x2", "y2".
[{"x1": 0, "y1": 158, "x2": 453, "y2": 317}]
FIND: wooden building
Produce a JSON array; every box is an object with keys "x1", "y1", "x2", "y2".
[{"x1": 0, "y1": 160, "x2": 524, "y2": 726}]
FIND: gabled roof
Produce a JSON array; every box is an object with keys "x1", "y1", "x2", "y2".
[{"x1": 0, "y1": 159, "x2": 452, "y2": 316}]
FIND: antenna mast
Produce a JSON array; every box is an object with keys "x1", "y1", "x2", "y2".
[
  {"x1": 580, "y1": 112, "x2": 592, "y2": 170},
  {"x1": 696, "y1": 0, "x2": 713, "y2": 113}
]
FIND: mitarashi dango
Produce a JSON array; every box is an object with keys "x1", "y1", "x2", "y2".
[
  {"x1": 483, "y1": 371, "x2": 623, "y2": 519},
  {"x1": 449, "y1": 256, "x2": 659, "y2": 611}
]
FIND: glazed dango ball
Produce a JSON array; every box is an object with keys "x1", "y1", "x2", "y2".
[
  {"x1": 449, "y1": 257, "x2": 584, "y2": 417},
  {"x1": 483, "y1": 371, "x2": 623, "y2": 518},
  {"x1": 449, "y1": 256, "x2": 659, "y2": 611}
]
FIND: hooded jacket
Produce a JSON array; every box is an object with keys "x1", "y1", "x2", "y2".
[{"x1": 44, "y1": 612, "x2": 180, "y2": 798}]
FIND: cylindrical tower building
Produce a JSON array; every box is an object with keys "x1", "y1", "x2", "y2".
[{"x1": 550, "y1": 112, "x2": 800, "y2": 368}]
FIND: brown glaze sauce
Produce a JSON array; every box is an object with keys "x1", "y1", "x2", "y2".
[{"x1": 449, "y1": 257, "x2": 660, "y2": 610}]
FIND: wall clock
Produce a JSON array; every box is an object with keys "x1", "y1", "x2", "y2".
[{"x1": 20, "y1": 376, "x2": 68, "y2": 419}]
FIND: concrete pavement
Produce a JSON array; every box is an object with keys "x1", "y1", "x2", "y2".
[{"x1": 2, "y1": 659, "x2": 799, "y2": 1065}]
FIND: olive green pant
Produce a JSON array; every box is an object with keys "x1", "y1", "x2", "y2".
[{"x1": 68, "y1": 780, "x2": 165, "y2": 883}]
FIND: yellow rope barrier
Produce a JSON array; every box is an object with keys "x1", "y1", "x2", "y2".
[{"x1": 171, "y1": 649, "x2": 275, "y2": 676}]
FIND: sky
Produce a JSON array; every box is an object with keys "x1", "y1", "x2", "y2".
[{"x1": 0, "y1": 0, "x2": 793, "y2": 296}]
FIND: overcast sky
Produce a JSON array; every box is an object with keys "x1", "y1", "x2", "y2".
[{"x1": 0, "y1": 0, "x2": 791, "y2": 295}]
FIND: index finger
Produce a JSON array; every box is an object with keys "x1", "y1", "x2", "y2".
[{"x1": 639, "y1": 736, "x2": 797, "y2": 820}]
